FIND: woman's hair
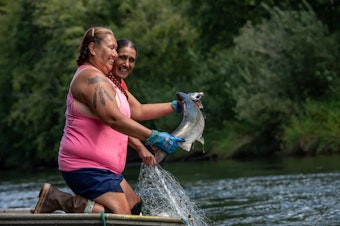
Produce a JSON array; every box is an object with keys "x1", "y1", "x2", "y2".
[
  {"x1": 77, "y1": 26, "x2": 114, "y2": 66},
  {"x1": 117, "y1": 38, "x2": 138, "y2": 57}
]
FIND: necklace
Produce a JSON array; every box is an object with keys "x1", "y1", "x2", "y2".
[{"x1": 107, "y1": 73, "x2": 128, "y2": 100}]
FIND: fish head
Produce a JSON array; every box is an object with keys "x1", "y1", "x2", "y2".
[
  {"x1": 176, "y1": 92, "x2": 204, "y2": 109},
  {"x1": 187, "y1": 92, "x2": 204, "y2": 102}
]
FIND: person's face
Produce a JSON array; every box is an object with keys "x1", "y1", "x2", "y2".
[
  {"x1": 91, "y1": 34, "x2": 118, "y2": 75},
  {"x1": 112, "y1": 46, "x2": 136, "y2": 80}
]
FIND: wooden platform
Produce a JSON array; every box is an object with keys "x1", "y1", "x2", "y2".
[{"x1": 0, "y1": 208, "x2": 188, "y2": 226}]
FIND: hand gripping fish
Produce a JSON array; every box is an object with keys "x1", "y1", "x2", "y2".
[{"x1": 154, "y1": 92, "x2": 205, "y2": 163}]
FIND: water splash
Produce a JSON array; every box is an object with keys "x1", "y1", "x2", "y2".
[{"x1": 135, "y1": 164, "x2": 210, "y2": 226}]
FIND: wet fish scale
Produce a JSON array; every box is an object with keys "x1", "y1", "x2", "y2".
[{"x1": 154, "y1": 92, "x2": 205, "y2": 163}]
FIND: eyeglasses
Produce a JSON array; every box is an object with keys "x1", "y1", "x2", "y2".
[{"x1": 117, "y1": 55, "x2": 136, "y2": 63}]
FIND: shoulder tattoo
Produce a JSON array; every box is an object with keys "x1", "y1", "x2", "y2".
[{"x1": 88, "y1": 76, "x2": 114, "y2": 109}]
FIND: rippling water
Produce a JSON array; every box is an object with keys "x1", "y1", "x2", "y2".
[
  {"x1": 1, "y1": 156, "x2": 340, "y2": 225},
  {"x1": 187, "y1": 172, "x2": 340, "y2": 225}
]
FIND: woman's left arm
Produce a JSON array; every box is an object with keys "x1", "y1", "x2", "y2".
[
  {"x1": 127, "y1": 90, "x2": 175, "y2": 121},
  {"x1": 128, "y1": 136, "x2": 156, "y2": 166}
]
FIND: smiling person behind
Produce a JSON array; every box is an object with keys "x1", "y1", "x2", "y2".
[{"x1": 112, "y1": 38, "x2": 159, "y2": 167}]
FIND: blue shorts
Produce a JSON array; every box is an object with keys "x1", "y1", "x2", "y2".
[{"x1": 61, "y1": 168, "x2": 124, "y2": 200}]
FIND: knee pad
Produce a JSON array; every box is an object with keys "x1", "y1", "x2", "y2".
[{"x1": 131, "y1": 199, "x2": 143, "y2": 215}]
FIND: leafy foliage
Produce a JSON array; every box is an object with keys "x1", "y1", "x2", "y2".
[
  {"x1": 283, "y1": 98, "x2": 340, "y2": 155},
  {"x1": 185, "y1": 0, "x2": 339, "y2": 51},
  {"x1": 227, "y1": 4, "x2": 339, "y2": 128},
  {"x1": 0, "y1": 0, "x2": 338, "y2": 168},
  {"x1": 111, "y1": 0, "x2": 198, "y2": 130}
]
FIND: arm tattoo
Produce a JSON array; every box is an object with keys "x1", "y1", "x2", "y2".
[
  {"x1": 93, "y1": 87, "x2": 97, "y2": 109},
  {"x1": 88, "y1": 76, "x2": 108, "y2": 84},
  {"x1": 98, "y1": 86, "x2": 105, "y2": 105},
  {"x1": 89, "y1": 76, "x2": 114, "y2": 109},
  {"x1": 93, "y1": 85, "x2": 106, "y2": 108},
  {"x1": 103, "y1": 89, "x2": 113, "y2": 101}
]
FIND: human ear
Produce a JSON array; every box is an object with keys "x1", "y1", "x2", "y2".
[{"x1": 88, "y1": 42, "x2": 96, "y2": 56}]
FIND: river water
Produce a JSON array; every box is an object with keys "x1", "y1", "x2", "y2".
[{"x1": 0, "y1": 155, "x2": 339, "y2": 226}]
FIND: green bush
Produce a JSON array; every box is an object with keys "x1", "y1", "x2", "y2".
[
  {"x1": 228, "y1": 4, "x2": 339, "y2": 127},
  {"x1": 283, "y1": 99, "x2": 340, "y2": 155}
]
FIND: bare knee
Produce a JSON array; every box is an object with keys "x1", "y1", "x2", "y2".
[{"x1": 94, "y1": 192, "x2": 131, "y2": 214}]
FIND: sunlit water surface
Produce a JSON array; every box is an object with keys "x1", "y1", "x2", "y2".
[{"x1": 1, "y1": 155, "x2": 339, "y2": 226}]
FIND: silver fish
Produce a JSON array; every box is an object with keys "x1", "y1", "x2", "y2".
[{"x1": 154, "y1": 92, "x2": 205, "y2": 163}]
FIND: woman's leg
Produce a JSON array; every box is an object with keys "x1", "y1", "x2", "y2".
[
  {"x1": 94, "y1": 191, "x2": 131, "y2": 214},
  {"x1": 120, "y1": 178, "x2": 141, "y2": 209},
  {"x1": 120, "y1": 178, "x2": 143, "y2": 215},
  {"x1": 93, "y1": 178, "x2": 142, "y2": 214}
]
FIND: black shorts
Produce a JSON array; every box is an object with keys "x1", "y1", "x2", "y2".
[{"x1": 61, "y1": 168, "x2": 124, "y2": 200}]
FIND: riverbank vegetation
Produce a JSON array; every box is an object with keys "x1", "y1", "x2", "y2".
[{"x1": 0, "y1": 0, "x2": 339, "y2": 169}]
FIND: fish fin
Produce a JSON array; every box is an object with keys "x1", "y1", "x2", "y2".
[
  {"x1": 192, "y1": 139, "x2": 204, "y2": 149},
  {"x1": 198, "y1": 136, "x2": 204, "y2": 145},
  {"x1": 179, "y1": 142, "x2": 192, "y2": 152}
]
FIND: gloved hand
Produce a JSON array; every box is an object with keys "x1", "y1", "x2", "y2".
[
  {"x1": 145, "y1": 130, "x2": 185, "y2": 154},
  {"x1": 171, "y1": 100, "x2": 183, "y2": 113}
]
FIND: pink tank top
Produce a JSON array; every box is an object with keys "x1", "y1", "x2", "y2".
[{"x1": 58, "y1": 65, "x2": 131, "y2": 174}]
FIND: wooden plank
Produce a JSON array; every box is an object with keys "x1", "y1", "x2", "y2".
[{"x1": 0, "y1": 209, "x2": 187, "y2": 226}]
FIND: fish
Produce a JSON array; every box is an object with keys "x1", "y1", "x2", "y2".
[{"x1": 154, "y1": 92, "x2": 205, "y2": 163}]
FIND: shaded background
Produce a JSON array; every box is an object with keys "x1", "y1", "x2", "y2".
[{"x1": 0, "y1": 0, "x2": 339, "y2": 169}]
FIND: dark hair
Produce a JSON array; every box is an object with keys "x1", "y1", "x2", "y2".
[
  {"x1": 117, "y1": 39, "x2": 138, "y2": 57},
  {"x1": 76, "y1": 26, "x2": 114, "y2": 66}
]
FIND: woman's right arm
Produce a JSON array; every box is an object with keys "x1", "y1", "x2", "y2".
[
  {"x1": 71, "y1": 69, "x2": 152, "y2": 141},
  {"x1": 71, "y1": 69, "x2": 184, "y2": 153}
]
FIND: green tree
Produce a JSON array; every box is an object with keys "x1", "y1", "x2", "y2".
[
  {"x1": 185, "y1": 0, "x2": 339, "y2": 51},
  {"x1": 0, "y1": 0, "x2": 338, "y2": 167},
  {"x1": 187, "y1": 2, "x2": 339, "y2": 157},
  {"x1": 0, "y1": 0, "x2": 126, "y2": 167},
  {"x1": 0, "y1": 0, "x2": 47, "y2": 166},
  {"x1": 228, "y1": 4, "x2": 339, "y2": 126},
  {"x1": 224, "y1": 4, "x2": 339, "y2": 155},
  {"x1": 283, "y1": 98, "x2": 340, "y2": 156},
  {"x1": 111, "y1": 0, "x2": 199, "y2": 130},
  {"x1": 0, "y1": 0, "x2": 199, "y2": 167}
]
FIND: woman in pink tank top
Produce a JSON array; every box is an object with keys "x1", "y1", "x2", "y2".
[{"x1": 34, "y1": 27, "x2": 184, "y2": 215}]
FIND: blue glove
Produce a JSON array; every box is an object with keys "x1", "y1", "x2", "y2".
[
  {"x1": 145, "y1": 130, "x2": 185, "y2": 154},
  {"x1": 171, "y1": 100, "x2": 182, "y2": 113}
]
